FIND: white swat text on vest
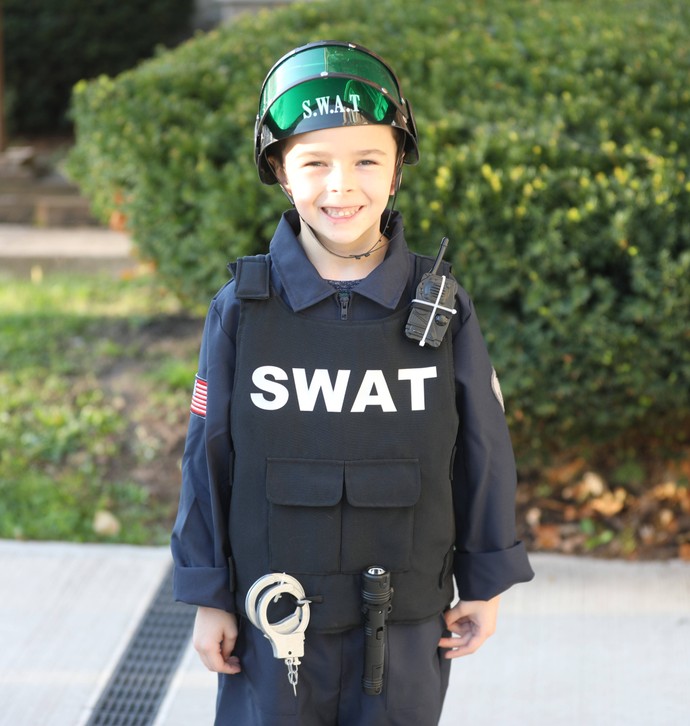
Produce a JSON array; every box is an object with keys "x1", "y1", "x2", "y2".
[{"x1": 250, "y1": 366, "x2": 438, "y2": 412}]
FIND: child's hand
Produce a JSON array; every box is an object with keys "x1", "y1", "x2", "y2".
[
  {"x1": 438, "y1": 595, "x2": 501, "y2": 659},
  {"x1": 193, "y1": 606, "x2": 242, "y2": 674}
]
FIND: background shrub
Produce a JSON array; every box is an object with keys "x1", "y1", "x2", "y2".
[
  {"x1": 67, "y1": 0, "x2": 690, "y2": 464},
  {"x1": 4, "y1": 0, "x2": 194, "y2": 134}
]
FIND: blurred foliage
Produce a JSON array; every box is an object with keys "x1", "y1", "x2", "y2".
[
  {"x1": 67, "y1": 0, "x2": 690, "y2": 466},
  {"x1": 3, "y1": 0, "x2": 194, "y2": 134},
  {"x1": 0, "y1": 273, "x2": 200, "y2": 543}
]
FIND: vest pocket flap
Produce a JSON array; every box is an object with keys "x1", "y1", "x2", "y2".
[
  {"x1": 266, "y1": 458, "x2": 343, "y2": 507},
  {"x1": 345, "y1": 459, "x2": 421, "y2": 508}
]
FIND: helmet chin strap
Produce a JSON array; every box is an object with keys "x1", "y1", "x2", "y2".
[{"x1": 279, "y1": 183, "x2": 295, "y2": 206}]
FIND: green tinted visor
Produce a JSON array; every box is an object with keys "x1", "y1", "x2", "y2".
[
  {"x1": 255, "y1": 43, "x2": 418, "y2": 183},
  {"x1": 263, "y1": 76, "x2": 407, "y2": 138},
  {"x1": 260, "y1": 45, "x2": 403, "y2": 119}
]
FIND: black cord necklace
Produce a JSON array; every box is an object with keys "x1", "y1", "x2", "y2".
[{"x1": 303, "y1": 196, "x2": 399, "y2": 260}]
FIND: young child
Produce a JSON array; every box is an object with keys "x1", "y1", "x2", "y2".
[{"x1": 171, "y1": 41, "x2": 534, "y2": 725}]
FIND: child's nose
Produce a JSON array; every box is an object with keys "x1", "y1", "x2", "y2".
[{"x1": 328, "y1": 164, "x2": 355, "y2": 192}]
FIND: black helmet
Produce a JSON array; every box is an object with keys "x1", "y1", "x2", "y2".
[{"x1": 255, "y1": 41, "x2": 419, "y2": 185}]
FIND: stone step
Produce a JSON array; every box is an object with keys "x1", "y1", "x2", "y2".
[
  {"x1": 0, "y1": 189, "x2": 100, "y2": 227},
  {"x1": 0, "y1": 224, "x2": 134, "y2": 277},
  {"x1": 0, "y1": 145, "x2": 102, "y2": 227}
]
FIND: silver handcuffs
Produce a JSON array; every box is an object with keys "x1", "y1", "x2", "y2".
[{"x1": 245, "y1": 573, "x2": 311, "y2": 695}]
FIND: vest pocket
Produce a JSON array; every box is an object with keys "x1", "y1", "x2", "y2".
[
  {"x1": 342, "y1": 459, "x2": 420, "y2": 573},
  {"x1": 266, "y1": 458, "x2": 343, "y2": 573},
  {"x1": 265, "y1": 458, "x2": 421, "y2": 576}
]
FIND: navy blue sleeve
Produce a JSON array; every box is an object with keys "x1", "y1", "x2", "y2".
[
  {"x1": 451, "y1": 290, "x2": 534, "y2": 601},
  {"x1": 171, "y1": 282, "x2": 240, "y2": 611}
]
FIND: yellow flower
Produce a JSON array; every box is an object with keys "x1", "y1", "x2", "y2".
[
  {"x1": 434, "y1": 166, "x2": 451, "y2": 190},
  {"x1": 481, "y1": 164, "x2": 502, "y2": 193},
  {"x1": 613, "y1": 167, "x2": 629, "y2": 185},
  {"x1": 510, "y1": 165, "x2": 525, "y2": 182}
]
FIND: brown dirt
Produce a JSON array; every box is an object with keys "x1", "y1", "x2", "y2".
[{"x1": 98, "y1": 315, "x2": 204, "y2": 524}]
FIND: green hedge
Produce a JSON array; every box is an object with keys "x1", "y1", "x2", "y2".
[
  {"x1": 67, "y1": 0, "x2": 690, "y2": 462},
  {"x1": 4, "y1": 0, "x2": 194, "y2": 134}
]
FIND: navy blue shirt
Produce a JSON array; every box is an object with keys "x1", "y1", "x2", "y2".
[{"x1": 171, "y1": 209, "x2": 533, "y2": 611}]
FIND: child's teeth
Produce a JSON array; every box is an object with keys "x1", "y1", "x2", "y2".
[{"x1": 326, "y1": 208, "x2": 357, "y2": 218}]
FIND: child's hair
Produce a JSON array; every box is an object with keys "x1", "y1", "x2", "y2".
[{"x1": 255, "y1": 41, "x2": 419, "y2": 185}]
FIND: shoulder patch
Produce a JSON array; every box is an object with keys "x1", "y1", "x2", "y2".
[
  {"x1": 190, "y1": 375, "x2": 208, "y2": 418},
  {"x1": 491, "y1": 367, "x2": 505, "y2": 412},
  {"x1": 233, "y1": 254, "x2": 271, "y2": 299}
]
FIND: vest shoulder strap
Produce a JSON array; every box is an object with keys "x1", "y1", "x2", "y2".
[
  {"x1": 230, "y1": 254, "x2": 271, "y2": 300},
  {"x1": 412, "y1": 252, "x2": 452, "y2": 279}
]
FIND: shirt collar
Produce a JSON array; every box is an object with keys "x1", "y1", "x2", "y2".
[{"x1": 269, "y1": 209, "x2": 411, "y2": 312}]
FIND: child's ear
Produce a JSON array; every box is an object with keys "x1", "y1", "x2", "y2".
[
  {"x1": 268, "y1": 158, "x2": 294, "y2": 204},
  {"x1": 271, "y1": 163, "x2": 295, "y2": 205},
  {"x1": 271, "y1": 160, "x2": 290, "y2": 191},
  {"x1": 390, "y1": 171, "x2": 401, "y2": 196},
  {"x1": 391, "y1": 156, "x2": 404, "y2": 195}
]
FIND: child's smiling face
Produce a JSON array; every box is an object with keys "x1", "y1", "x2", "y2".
[{"x1": 276, "y1": 124, "x2": 400, "y2": 257}]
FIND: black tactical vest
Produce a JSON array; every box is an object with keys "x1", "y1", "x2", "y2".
[{"x1": 229, "y1": 255, "x2": 459, "y2": 631}]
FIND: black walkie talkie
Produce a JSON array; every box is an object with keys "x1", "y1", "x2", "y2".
[{"x1": 405, "y1": 237, "x2": 457, "y2": 348}]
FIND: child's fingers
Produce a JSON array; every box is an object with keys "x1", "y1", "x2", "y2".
[
  {"x1": 438, "y1": 629, "x2": 485, "y2": 658},
  {"x1": 193, "y1": 608, "x2": 241, "y2": 674},
  {"x1": 197, "y1": 644, "x2": 241, "y2": 674},
  {"x1": 220, "y1": 633, "x2": 237, "y2": 663},
  {"x1": 223, "y1": 655, "x2": 242, "y2": 674}
]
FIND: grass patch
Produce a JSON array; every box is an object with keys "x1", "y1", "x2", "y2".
[{"x1": 0, "y1": 271, "x2": 203, "y2": 545}]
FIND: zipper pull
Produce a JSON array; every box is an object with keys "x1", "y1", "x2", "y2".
[{"x1": 338, "y1": 291, "x2": 350, "y2": 321}]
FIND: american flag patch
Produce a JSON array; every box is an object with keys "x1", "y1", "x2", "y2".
[{"x1": 190, "y1": 375, "x2": 208, "y2": 417}]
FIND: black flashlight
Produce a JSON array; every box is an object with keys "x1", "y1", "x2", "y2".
[{"x1": 361, "y1": 566, "x2": 393, "y2": 696}]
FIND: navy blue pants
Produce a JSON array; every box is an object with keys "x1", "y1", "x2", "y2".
[{"x1": 215, "y1": 615, "x2": 451, "y2": 725}]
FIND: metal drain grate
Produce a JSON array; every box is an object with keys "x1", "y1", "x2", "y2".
[{"x1": 86, "y1": 563, "x2": 196, "y2": 726}]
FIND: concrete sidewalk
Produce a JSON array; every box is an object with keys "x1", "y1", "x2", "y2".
[{"x1": 1, "y1": 541, "x2": 688, "y2": 726}]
